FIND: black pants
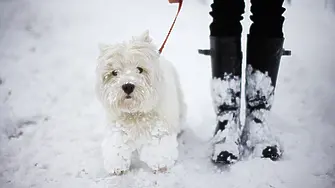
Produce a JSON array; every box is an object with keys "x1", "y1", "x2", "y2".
[{"x1": 209, "y1": 0, "x2": 286, "y2": 38}]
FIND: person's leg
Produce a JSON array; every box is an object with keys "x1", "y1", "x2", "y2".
[
  {"x1": 209, "y1": 0, "x2": 244, "y2": 37},
  {"x1": 242, "y1": 0, "x2": 286, "y2": 160},
  {"x1": 249, "y1": 0, "x2": 285, "y2": 38},
  {"x1": 209, "y1": 0, "x2": 245, "y2": 164}
]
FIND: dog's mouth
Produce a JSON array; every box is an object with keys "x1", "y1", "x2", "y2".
[{"x1": 125, "y1": 95, "x2": 132, "y2": 99}]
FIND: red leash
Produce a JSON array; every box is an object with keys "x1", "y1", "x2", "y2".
[{"x1": 158, "y1": 0, "x2": 183, "y2": 54}]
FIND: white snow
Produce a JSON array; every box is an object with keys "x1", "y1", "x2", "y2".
[
  {"x1": 211, "y1": 75, "x2": 241, "y2": 109},
  {"x1": 1, "y1": 0, "x2": 335, "y2": 188},
  {"x1": 245, "y1": 64, "x2": 274, "y2": 109}
]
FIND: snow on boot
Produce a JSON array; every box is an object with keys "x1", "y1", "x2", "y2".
[
  {"x1": 243, "y1": 35, "x2": 286, "y2": 161},
  {"x1": 209, "y1": 37, "x2": 243, "y2": 164}
]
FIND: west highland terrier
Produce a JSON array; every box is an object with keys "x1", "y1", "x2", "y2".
[{"x1": 95, "y1": 30, "x2": 186, "y2": 175}]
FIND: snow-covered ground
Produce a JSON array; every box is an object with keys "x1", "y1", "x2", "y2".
[{"x1": 1, "y1": 0, "x2": 335, "y2": 187}]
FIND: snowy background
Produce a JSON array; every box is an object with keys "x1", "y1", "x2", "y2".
[{"x1": 1, "y1": 0, "x2": 335, "y2": 187}]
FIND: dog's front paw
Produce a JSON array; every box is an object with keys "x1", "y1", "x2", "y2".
[
  {"x1": 147, "y1": 159, "x2": 176, "y2": 174},
  {"x1": 101, "y1": 134, "x2": 133, "y2": 176},
  {"x1": 153, "y1": 166, "x2": 168, "y2": 174},
  {"x1": 104, "y1": 157, "x2": 130, "y2": 176},
  {"x1": 144, "y1": 155, "x2": 177, "y2": 173},
  {"x1": 140, "y1": 134, "x2": 179, "y2": 173}
]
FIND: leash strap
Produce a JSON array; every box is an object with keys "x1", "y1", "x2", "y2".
[{"x1": 158, "y1": 0, "x2": 183, "y2": 54}]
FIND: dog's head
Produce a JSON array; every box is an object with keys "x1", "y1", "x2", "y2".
[{"x1": 96, "y1": 30, "x2": 162, "y2": 114}]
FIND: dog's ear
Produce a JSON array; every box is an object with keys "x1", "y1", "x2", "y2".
[
  {"x1": 134, "y1": 30, "x2": 152, "y2": 43},
  {"x1": 98, "y1": 43, "x2": 110, "y2": 54}
]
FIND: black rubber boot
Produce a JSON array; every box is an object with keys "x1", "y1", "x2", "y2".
[
  {"x1": 243, "y1": 35, "x2": 285, "y2": 161},
  {"x1": 198, "y1": 0, "x2": 245, "y2": 164},
  {"x1": 242, "y1": 0, "x2": 289, "y2": 161},
  {"x1": 207, "y1": 0, "x2": 245, "y2": 165},
  {"x1": 209, "y1": 37, "x2": 243, "y2": 165}
]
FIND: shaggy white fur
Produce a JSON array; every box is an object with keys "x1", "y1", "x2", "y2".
[{"x1": 95, "y1": 30, "x2": 186, "y2": 175}]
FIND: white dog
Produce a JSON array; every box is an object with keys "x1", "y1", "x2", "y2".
[{"x1": 95, "y1": 30, "x2": 186, "y2": 175}]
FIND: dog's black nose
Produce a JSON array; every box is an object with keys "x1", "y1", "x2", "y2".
[{"x1": 122, "y1": 83, "x2": 135, "y2": 95}]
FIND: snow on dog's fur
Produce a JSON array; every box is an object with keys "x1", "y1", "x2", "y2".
[{"x1": 95, "y1": 30, "x2": 186, "y2": 175}]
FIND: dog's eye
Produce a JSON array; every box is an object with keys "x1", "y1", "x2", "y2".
[
  {"x1": 112, "y1": 70, "x2": 118, "y2": 76},
  {"x1": 137, "y1": 67, "x2": 144, "y2": 74},
  {"x1": 103, "y1": 70, "x2": 118, "y2": 82}
]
